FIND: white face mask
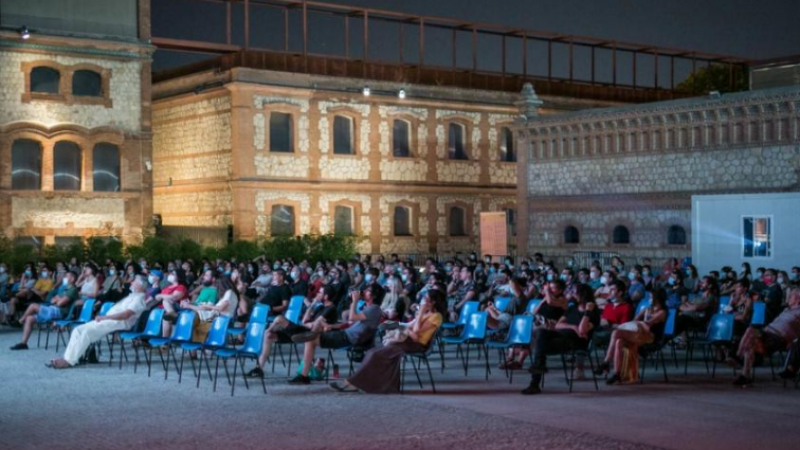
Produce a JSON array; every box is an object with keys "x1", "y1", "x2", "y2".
[
  {"x1": 148, "y1": 275, "x2": 156, "y2": 285},
  {"x1": 41, "y1": 271, "x2": 49, "y2": 278},
  {"x1": 167, "y1": 274, "x2": 177, "y2": 284},
  {"x1": 777, "y1": 277, "x2": 785, "y2": 285},
  {"x1": 62, "y1": 278, "x2": 69, "y2": 287},
  {"x1": 600, "y1": 276, "x2": 608, "y2": 285}
]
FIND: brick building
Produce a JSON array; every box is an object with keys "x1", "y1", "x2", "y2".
[{"x1": 0, "y1": 0, "x2": 154, "y2": 248}]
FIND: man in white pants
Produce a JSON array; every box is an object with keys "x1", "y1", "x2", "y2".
[{"x1": 47, "y1": 275, "x2": 147, "y2": 369}]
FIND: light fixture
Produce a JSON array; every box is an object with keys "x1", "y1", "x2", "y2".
[
  {"x1": 362, "y1": 86, "x2": 371, "y2": 96},
  {"x1": 708, "y1": 91, "x2": 721, "y2": 99},
  {"x1": 20, "y1": 26, "x2": 30, "y2": 40},
  {"x1": 398, "y1": 88, "x2": 406, "y2": 99}
]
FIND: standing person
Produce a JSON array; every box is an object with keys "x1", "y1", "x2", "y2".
[
  {"x1": 46, "y1": 275, "x2": 148, "y2": 369},
  {"x1": 9, "y1": 271, "x2": 79, "y2": 351}
]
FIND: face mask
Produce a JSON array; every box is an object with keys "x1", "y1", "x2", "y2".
[
  {"x1": 643, "y1": 270, "x2": 650, "y2": 276},
  {"x1": 203, "y1": 265, "x2": 210, "y2": 271},
  {"x1": 762, "y1": 275, "x2": 773, "y2": 284},
  {"x1": 248, "y1": 267, "x2": 255, "y2": 273},
  {"x1": 354, "y1": 267, "x2": 361, "y2": 273},
  {"x1": 590, "y1": 272, "x2": 599, "y2": 280},
  {"x1": 273, "y1": 264, "x2": 280, "y2": 270},
  {"x1": 686, "y1": 269, "x2": 692, "y2": 276},
  {"x1": 777, "y1": 277, "x2": 785, "y2": 284},
  {"x1": 401, "y1": 274, "x2": 408, "y2": 282},
  {"x1": 25, "y1": 270, "x2": 32, "y2": 276},
  {"x1": 224, "y1": 270, "x2": 231, "y2": 276},
  {"x1": 167, "y1": 274, "x2": 177, "y2": 284},
  {"x1": 488, "y1": 267, "x2": 496, "y2": 274},
  {"x1": 559, "y1": 274, "x2": 568, "y2": 282},
  {"x1": 546, "y1": 274, "x2": 554, "y2": 282},
  {"x1": 445, "y1": 266, "x2": 452, "y2": 273},
  {"x1": 757, "y1": 271, "x2": 764, "y2": 278},
  {"x1": 485, "y1": 258, "x2": 491, "y2": 264},
  {"x1": 109, "y1": 269, "x2": 116, "y2": 276},
  {"x1": 567, "y1": 261, "x2": 574, "y2": 268},
  {"x1": 668, "y1": 277, "x2": 676, "y2": 286},
  {"x1": 0, "y1": 267, "x2": 5, "y2": 273},
  {"x1": 470, "y1": 254, "x2": 476, "y2": 260},
  {"x1": 148, "y1": 275, "x2": 157, "y2": 285},
  {"x1": 41, "y1": 271, "x2": 49, "y2": 278},
  {"x1": 317, "y1": 271, "x2": 325, "y2": 277},
  {"x1": 628, "y1": 273, "x2": 636, "y2": 281},
  {"x1": 365, "y1": 274, "x2": 374, "y2": 283},
  {"x1": 600, "y1": 276, "x2": 608, "y2": 285},
  {"x1": 62, "y1": 278, "x2": 69, "y2": 287},
  {"x1": 386, "y1": 278, "x2": 396, "y2": 287},
  {"x1": 476, "y1": 265, "x2": 484, "y2": 272},
  {"x1": 291, "y1": 271, "x2": 300, "y2": 280},
  {"x1": 521, "y1": 265, "x2": 529, "y2": 271}
]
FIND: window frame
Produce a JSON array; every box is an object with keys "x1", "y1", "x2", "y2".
[
  {"x1": 53, "y1": 141, "x2": 83, "y2": 191},
  {"x1": 742, "y1": 216, "x2": 773, "y2": 259},
  {"x1": 92, "y1": 142, "x2": 121, "y2": 192},
  {"x1": 666, "y1": 225, "x2": 687, "y2": 246},
  {"x1": 270, "y1": 204, "x2": 297, "y2": 237},
  {"x1": 391, "y1": 118, "x2": 413, "y2": 158},
  {"x1": 447, "y1": 121, "x2": 469, "y2": 161},
  {"x1": 332, "y1": 114, "x2": 357, "y2": 156},
  {"x1": 563, "y1": 225, "x2": 581, "y2": 245},
  {"x1": 392, "y1": 204, "x2": 414, "y2": 237},
  {"x1": 612, "y1": 225, "x2": 631, "y2": 245},
  {"x1": 268, "y1": 111, "x2": 295, "y2": 153},
  {"x1": 21, "y1": 61, "x2": 112, "y2": 107},
  {"x1": 71, "y1": 69, "x2": 103, "y2": 98},
  {"x1": 447, "y1": 206, "x2": 468, "y2": 237},
  {"x1": 499, "y1": 126, "x2": 517, "y2": 163},
  {"x1": 333, "y1": 205, "x2": 355, "y2": 236},
  {"x1": 11, "y1": 139, "x2": 43, "y2": 191}
]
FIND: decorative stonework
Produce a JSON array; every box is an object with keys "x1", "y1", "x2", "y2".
[
  {"x1": 152, "y1": 96, "x2": 231, "y2": 158},
  {"x1": 378, "y1": 105, "x2": 429, "y2": 158},
  {"x1": 436, "y1": 161, "x2": 480, "y2": 183},
  {"x1": 379, "y1": 160, "x2": 429, "y2": 182},
  {"x1": 379, "y1": 195, "x2": 429, "y2": 237},
  {"x1": 319, "y1": 157, "x2": 371, "y2": 180},
  {"x1": 11, "y1": 197, "x2": 125, "y2": 229},
  {"x1": 154, "y1": 153, "x2": 232, "y2": 184},
  {"x1": 153, "y1": 191, "x2": 233, "y2": 227},
  {"x1": 318, "y1": 100, "x2": 371, "y2": 155},
  {"x1": 318, "y1": 193, "x2": 372, "y2": 235},
  {"x1": 434, "y1": 195, "x2": 481, "y2": 237},
  {"x1": 254, "y1": 153, "x2": 310, "y2": 178},
  {"x1": 253, "y1": 113, "x2": 265, "y2": 150},
  {"x1": 0, "y1": 50, "x2": 142, "y2": 132},
  {"x1": 254, "y1": 190, "x2": 311, "y2": 236},
  {"x1": 252, "y1": 96, "x2": 311, "y2": 153},
  {"x1": 489, "y1": 164, "x2": 517, "y2": 185},
  {"x1": 435, "y1": 109, "x2": 482, "y2": 159}
]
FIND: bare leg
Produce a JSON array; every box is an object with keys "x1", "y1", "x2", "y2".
[
  {"x1": 257, "y1": 333, "x2": 277, "y2": 368},
  {"x1": 20, "y1": 315, "x2": 38, "y2": 345},
  {"x1": 300, "y1": 338, "x2": 319, "y2": 377},
  {"x1": 7, "y1": 297, "x2": 19, "y2": 317},
  {"x1": 163, "y1": 298, "x2": 177, "y2": 315}
]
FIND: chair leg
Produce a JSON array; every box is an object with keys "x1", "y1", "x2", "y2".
[
  {"x1": 464, "y1": 344, "x2": 471, "y2": 377},
  {"x1": 400, "y1": 356, "x2": 406, "y2": 394},
  {"x1": 231, "y1": 356, "x2": 239, "y2": 397},
  {"x1": 196, "y1": 351, "x2": 204, "y2": 388},
  {"x1": 213, "y1": 356, "x2": 221, "y2": 393},
  {"x1": 178, "y1": 349, "x2": 186, "y2": 383},
  {"x1": 412, "y1": 358, "x2": 424, "y2": 389},
  {"x1": 482, "y1": 344, "x2": 491, "y2": 381},
  {"x1": 286, "y1": 344, "x2": 294, "y2": 377},
  {"x1": 423, "y1": 357, "x2": 436, "y2": 393},
  {"x1": 239, "y1": 357, "x2": 250, "y2": 391},
  {"x1": 587, "y1": 350, "x2": 599, "y2": 391},
  {"x1": 660, "y1": 349, "x2": 669, "y2": 382}
]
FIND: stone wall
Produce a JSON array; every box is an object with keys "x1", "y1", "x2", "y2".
[
  {"x1": 153, "y1": 190, "x2": 232, "y2": 227},
  {"x1": 0, "y1": 50, "x2": 142, "y2": 132},
  {"x1": 12, "y1": 197, "x2": 125, "y2": 229}
]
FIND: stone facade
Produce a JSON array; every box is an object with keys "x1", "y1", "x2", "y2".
[
  {"x1": 0, "y1": 17, "x2": 153, "y2": 245},
  {"x1": 518, "y1": 85, "x2": 800, "y2": 265}
]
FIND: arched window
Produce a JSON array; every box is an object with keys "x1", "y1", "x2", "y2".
[
  {"x1": 501, "y1": 127, "x2": 516, "y2": 162},
  {"x1": 333, "y1": 115, "x2": 354, "y2": 155},
  {"x1": 53, "y1": 141, "x2": 82, "y2": 191},
  {"x1": 564, "y1": 226, "x2": 580, "y2": 244},
  {"x1": 449, "y1": 206, "x2": 467, "y2": 237},
  {"x1": 270, "y1": 205, "x2": 295, "y2": 236},
  {"x1": 11, "y1": 139, "x2": 42, "y2": 190},
  {"x1": 612, "y1": 225, "x2": 630, "y2": 244},
  {"x1": 393, "y1": 119, "x2": 411, "y2": 157},
  {"x1": 93, "y1": 143, "x2": 120, "y2": 192},
  {"x1": 333, "y1": 205, "x2": 354, "y2": 235},
  {"x1": 448, "y1": 122, "x2": 468, "y2": 160},
  {"x1": 72, "y1": 70, "x2": 102, "y2": 97},
  {"x1": 30, "y1": 67, "x2": 60, "y2": 94},
  {"x1": 394, "y1": 206, "x2": 412, "y2": 236},
  {"x1": 667, "y1": 225, "x2": 687, "y2": 245},
  {"x1": 269, "y1": 112, "x2": 293, "y2": 153}
]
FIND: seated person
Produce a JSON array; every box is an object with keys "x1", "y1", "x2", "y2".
[
  {"x1": 596, "y1": 288, "x2": 668, "y2": 384},
  {"x1": 6, "y1": 266, "x2": 52, "y2": 322},
  {"x1": 593, "y1": 271, "x2": 615, "y2": 309},
  {"x1": 75, "y1": 265, "x2": 100, "y2": 309},
  {"x1": 593, "y1": 280, "x2": 634, "y2": 347},
  {"x1": 330, "y1": 289, "x2": 447, "y2": 393},
  {"x1": 288, "y1": 283, "x2": 384, "y2": 385},
  {"x1": 46, "y1": 275, "x2": 148, "y2": 369},
  {"x1": 247, "y1": 285, "x2": 340, "y2": 378},
  {"x1": 181, "y1": 276, "x2": 238, "y2": 344},
  {"x1": 676, "y1": 276, "x2": 718, "y2": 336},
  {"x1": 732, "y1": 289, "x2": 800, "y2": 386},
  {"x1": 380, "y1": 274, "x2": 409, "y2": 321},
  {"x1": 522, "y1": 285, "x2": 600, "y2": 395},
  {"x1": 626, "y1": 268, "x2": 646, "y2": 304},
  {"x1": 759, "y1": 269, "x2": 784, "y2": 324},
  {"x1": 9, "y1": 271, "x2": 79, "y2": 351},
  {"x1": 727, "y1": 278, "x2": 753, "y2": 335},
  {"x1": 447, "y1": 266, "x2": 477, "y2": 322},
  {"x1": 96, "y1": 264, "x2": 125, "y2": 303},
  {"x1": 163, "y1": 269, "x2": 216, "y2": 337},
  {"x1": 288, "y1": 266, "x2": 308, "y2": 298},
  {"x1": 485, "y1": 297, "x2": 514, "y2": 332},
  {"x1": 255, "y1": 269, "x2": 292, "y2": 318},
  {"x1": 144, "y1": 270, "x2": 163, "y2": 308}
]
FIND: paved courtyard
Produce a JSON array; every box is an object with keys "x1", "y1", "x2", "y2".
[{"x1": 0, "y1": 327, "x2": 798, "y2": 450}]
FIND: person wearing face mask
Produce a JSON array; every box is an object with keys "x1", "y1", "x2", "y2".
[
  {"x1": 289, "y1": 266, "x2": 309, "y2": 298},
  {"x1": 664, "y1": 270, "x2": 689, "y2": 310},
  {"x1": 143, "y1": 270, "x2": 163, "y2": 308},
  {"x1": 683, "y1": 265, "x2": 700, "y2": 294},
  {"x1": 255, "y1": 269, "x2": 292, "y2": 318},
  {"x1": 75, "y1": 265, "x2": 99, "y2": 310},
  {"x1": 559, "y1": 268, "x2": 577, "y2": 301},
  {"x1": 720, "y1": 269, "x2": 738, "y2": 296},
  {"x1": 154, "y1": 269, "x2": 188, "y2": 311},
  {"x1": 593, "y1": 271, "x2": 615, "y2": 309},
  {"x1": 760, "y1": 269, "x2": 784, "y2": 323},
  {"x1": 45, "y1": 274, "x2": 148, "y2": 368},
  {"x1": 447, "y1": 266, "x2": 478, "y2": 323},
  {"x1": 641, "y1": 265, "x2": 655, "y2": 291},
  {"x1": 587, "y1": 265, "x2": 603, "y2": 290},
  {"x1": 776, "y1": 270, "x2": 791, "y2": 299},
  {"x1": 790, "y1": 266, "x2": 800, "y2": 287},
  {"x1": 676, "y1": 275, "x2": 719, "y2": 337},
  {"x1": 163, "y1": 269, "x2": 216, "y2": 328},
  {"x1": 10, "y1": 271, "x2": 79, "y2": 351},
  {"x1": 380, "y1": 274, "x2": 409, "y2": 321},
  {"x1": 593, "y1": 280, "x2": 634, "y2": 348},
  {"x1": 6, "y1": 266, "x2": 53, "y2": 322},
  {"x1": 627, "y1": 268, "x2": 646, "y2": 304},
  {"x1": 96, "y1": 263, "x2": 125, "y2": 304}
]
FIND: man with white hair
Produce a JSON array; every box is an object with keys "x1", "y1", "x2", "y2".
[{"x1": 46, "y1": 275, "x2": 148, "y2": 369}]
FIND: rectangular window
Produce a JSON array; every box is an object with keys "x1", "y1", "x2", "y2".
[
  {"x1": 392, "y1": 120, "x2": 411, "y2": 157},
  {"x1": 743, "y1": 216, "x2": 772, "y2": 258},
  {"x1": 269, "y1": 112, "x2": 293, "y2": 153},
  {"x1": 448, "y1": 123, "x2": 468, "y2": 160},
  {"x1": 11, "y1": 139, "x2": 42, "y2": 190},
  {"x1": 333, "y1": 116, "x2": 354, "y2": 155}
]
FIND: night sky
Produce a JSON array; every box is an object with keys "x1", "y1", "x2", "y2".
[{"x1": 153, "y1": 0, "x2": 800, "y2": 83}]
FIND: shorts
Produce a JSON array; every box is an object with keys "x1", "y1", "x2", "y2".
[
  {"x1": 36, "y1": 305, "x2": 62, "y2": 323},
  {"x1": 275, "y1": 322, "x2": 311, "y2": 344},
  {"x1": 319, "y1": 330, "x2": 352, "y2": 349}
]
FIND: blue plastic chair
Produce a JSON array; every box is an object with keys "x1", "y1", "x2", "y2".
[
  {"x1": 55, "y1": 299, "x2": 96, "y2": 353},
  {"x1": 180, "y1": 316, "x2": 230, "y2": 387},
  {"x1": 356, "y1": 300, "x2": 366, "y2": 313},
  {"x1": 441, "y1": 301, "x2": 479, "y2": 329},
  {"x1": 634, "y1": 298, "x2": 652, "y2": 319},
  {"x1": 493, "y1": 297, "x2": 514, "y2": 313},
  {"x1": 402, "y1": 330, "x2": 442, "y2": 394},
  {"x1": 284, "y1": 295, "x2": 306, "y2": 324},
  {"x1": 684, "y1": 313, "x2": 734, "y2": 377},
  {"x1": 227, "y1": 304, "x2": 269, "y2": 342},
  {"x1": 441, "y1": 311, "x2": 490, "y2": 379},
  {"x1": 115, "y1": 308, "x2": 164, "y2": 372},
  {"x1": 640, "y1": 308, "x2": 678, "y2": 383},
  {"x1": 487, "y1": 315, "x2": 533, "y2": 384},
  {"x1": 38, "y1": 301, "x2": 78, "y2": 350},
  {"x1": 751, "y1": 302, "x2": 767, "y2": 326},
  {"x1": 718, "y1": 296, "x2": 732, "y2": 313},
  {"x1": 214, "y1": 321, "x2": 267, "y2": 396},
  {"x1": 147, "y1": 310, "x2": 196, "y2": 379},
  {"x1": 526, "y1": 298, "x2": 543, "y2": 315}
]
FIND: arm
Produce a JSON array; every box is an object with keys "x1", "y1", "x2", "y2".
[
  {"x1": 96, "y1": 309, "x2": 136, "y2": 322},
  {"x1": 406, "y1": 316, "x2": 438, "y2": 343},
  {"x1": 454, "y1": 289, "x2": 477, "y2": 311}
]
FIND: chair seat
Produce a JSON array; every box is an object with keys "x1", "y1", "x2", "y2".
[
  {"x1": 441, "y1": 337, "x2": 466, "y2": 344},
  {"x1": 440, "y1": 323, "x2": 460, "y2": 329},
  {"x1": 180, "y1": 343, "x2": 203, "y2": 351},
  {"x1": 216, "y1": 349, "x2": 238, "y2": 358},
  {"x1": 149, "y1": 338, "x2": 171, "y2": 347},
  {"x1": 486, "y1": 341, "x2": 512, "y2": 349},
  {"x1": 119, "y1": 332, "x2": 143, "y2": 340},
  {"x1": 54, "y1": 319, "x2": 75, "y2": 327},
  {"x1": 226, "y1": 327, "x2": 245, "y2": 336}
]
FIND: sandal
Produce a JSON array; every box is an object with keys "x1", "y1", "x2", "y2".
[{"x1": 46, "y1": 359, "x2": 72, "y2": 369}]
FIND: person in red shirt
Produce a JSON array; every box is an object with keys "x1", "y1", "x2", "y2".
[
  {"x1": 593, "y1": 279, "x2": 634, "y2": 348},
  {"x1": 154, "y1": 269, "x2": 188, "y2": 309}
]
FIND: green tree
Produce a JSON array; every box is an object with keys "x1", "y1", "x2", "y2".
[{"x1": 676, "y1": 64, "x2": 749, "y2": 95}]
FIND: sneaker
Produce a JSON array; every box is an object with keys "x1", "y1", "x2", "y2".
[
  {"x1": 733, "y1": 375, "x2": 753, "y2": 386},
  {"x1": 291, "y1": 331, "x2": 320, "y2": 344},
  {"x1": 593, "y1": 362, "x2": 610, "y2": 376},
  {"x1": 605, "y1": 373, "x2": 621, "y2": 385},
  {"x1": 10, "y1": 343, "x2": 28, "y2": 350},
  {"x1": 288, "y1": 375, "x2": 311, "y2": 385},
  {"x1": 521, "y1": 382, "x2": 542, "y2": 395},
  {"x1": 246, "y1": 367, "x2": 264, "y2": 378},
  {"x1": 778, "y1": 369, "x2": 796, "y2": 380}
]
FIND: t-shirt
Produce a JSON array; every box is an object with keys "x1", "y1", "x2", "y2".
[
  {"x1": 562, "y1": 304, "x2": 601, "y2": 331},
  {"x1": 33, "y1": 278, "x2": 54, "y2": 293},
  {"x1": 601, "y1": 301, "x2": 633, "y2": 325},
  {"x1": 309, "y1": 303, "x2": 338, "y2": 325},
  {"x1": 107, "y1": 292, "x2": 147, "y2": 330},
  {"x1": 766, "y1": 306, "x2": 800, "y2": 344},
  {"x1": 259, "y1": 284, "x2": 292, "y2": 311},
  {"x1": 291, "y1": 280, "x2": 308, "y2": 298},
  {"x1": 157, "y1": 284, "x2": 188, "y2": 308},
  {"x1": 628, "y1": 283, "x2": 646, "y2": 302},
  {"x1": 195, "y1": 286, "x2": 218, "y2": 305},
  {"x1": 455, "y1": 281, "x2": 476, "y2": 303},
  {"x1": 417, "y1": 313, "x2": 443, "y2": 347},
  {"x1": 345, "y1": 304, "x2": 382, "y2": 345},
  {"x1": 80, "y1": 277, "x2": 98, "y2": 298},
  {"x1": 58, "y1": 286, "x2": 80, "y2": 316}
]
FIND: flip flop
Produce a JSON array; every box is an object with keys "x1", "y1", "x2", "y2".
[{"x1": 45, "y1": 359, "x2": 72, "y2": 369}]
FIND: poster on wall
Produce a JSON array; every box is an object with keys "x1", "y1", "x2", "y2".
[{"x1": 480, "y1": 212, "x2": 508, "y2": 260}]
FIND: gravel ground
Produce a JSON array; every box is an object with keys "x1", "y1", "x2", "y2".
[{"x1": 2, "y1": 326, "x2": 796, "y2": 450}]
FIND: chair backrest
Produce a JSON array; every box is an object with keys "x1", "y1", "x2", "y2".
[
  {"x1": 493, "y1": 297, "x2": 514, "y2": 313},
  {"x1": 98, "y1": 302, "x2": 115, "y2": 316},
  {"x1": 76, "y1": 299, "x2": 96, "y2": 322},
  {"x1": 240, "y1": 321, "x2": 267, "y2": 355},
  {"x1": 204, "y1": 316, "x2": 230, "y2": 347},
  {"x1": 285, "y1": 295, "x2": 305, "y2": 324},
  {"x1": 751, "y1": 302, "x2": 767, "y2": 326},
  {"x1": 706, "y1": 313, "x2": 734, "y2": 342},
  {"x1": 634, "y1": 299, "x2": 652, "y2": 319},
  {"x1": 141, "y1": 308, "x2": 164, "y2": 337},
  {"x1": 456, "y1": 301, "x2": 480, "y2": 325},
  {"x1": 250, "y1": 304, "x2": 270, "y2": 324},
  {"x1": 460, "y1": 311, "x2": 488, "y2": 341},
  {"x1": 505, "y1": 315, "x2": 533, "y2": 345},
  {"x1": 718, "y1": 296, "x2": 732, "y2": 313},
  {"x1": 664, "y1": 308, "x2": 678, "y2": 337},
  {"x1": 526, "y1": 299, "x2": 543, "y2": 315},
  {"x1": 356, "y1": 300, "x2": 366, "y2": 313},
  {"x1": 171, "y1": 310, "x2": 196, "y2": 342}
]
